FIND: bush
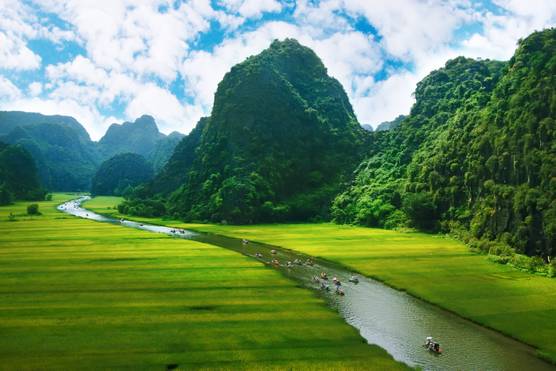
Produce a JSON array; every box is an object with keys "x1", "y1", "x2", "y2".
[
  {"x1": 44, "y1": 193, "x2": 53, "y2": 201},
  {"x1": 549, "y1": 259, "x2": 556, "y2": 278},
  {"x1": 26, "y1": 203, "x2": 41, "y2": 215},
  {"x1": 402, "y1": 192, "x2": 439, "y2": 231},
  {"x1": 0, "y1": 184, "x2": 13, "y2": 205}
]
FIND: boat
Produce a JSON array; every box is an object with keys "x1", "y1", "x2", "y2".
[{"x1": 424, "y1": 337, "x2": 442, "y2": 354}]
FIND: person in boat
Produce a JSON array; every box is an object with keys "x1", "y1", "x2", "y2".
[
  {"x1": 320, "y1": 272, "x2": 328, "y2": 280},
  {"x1": 305, "y1": 258, "x2": 314, "y2": 266},
  {"x1": 271, "y1": 249, "x2": 277, "y2": 255},
  {"x1": 349, "y1": 275, "x2": 359, "y2": 284},
  {"x1": 286, "y1": 261, "x2": 293, "y2": 268},
  {"x1": 255, "y1": 252, "x2": 263, "y2": 258},
  {"x1": 242, "y1": 239, "x2": 249, "y2": 244},
  {"x1": 332, "y1": 277, "x2": 341, "y2": 286}
]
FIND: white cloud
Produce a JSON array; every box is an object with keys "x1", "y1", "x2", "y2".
[
  {"x1": 181, "y1": 20, "x2": 382, "y2": 119},
  {"x1": 28, "y1": 82, "x2": 43, "y2": 96},
  {"x1": 0, "y1": 96, "x2": 117, "y2": 140},
  {"x1": 34, "y1": 0, "x2": 215, "y2": 82},
  {"x1": 1, "y1": 0, "x2": 556, "y2": 137},
  {"x1": 0, "y1": 76, "x2": 22, "y2": 99},
  {"x1": 353, "y1": 72, "x2": 419, "y2": 126},
  {"x1": 125, "y1": 83, "x2": 203, "y2": 135}
]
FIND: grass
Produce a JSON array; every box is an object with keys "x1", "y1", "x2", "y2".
[
  {"x1": 83, "y1": 197, "x2": 556, "y2": 363},
  {"x1": 0, "y1": 194, "x2": 406, "y2": 370}
]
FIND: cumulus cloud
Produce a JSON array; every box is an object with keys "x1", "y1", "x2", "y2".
[
  {"x1": 0, "y1": 0, "x2": 555, "y2": 136},
  {"x1": 0, "y1": 96, "x2": 116, "y2": 139},
  {"x1": 0, "y1": 76, "x2": 22, "y2": 99},
  {"x1": 125, "y1": 83, "x2": 204, "y2": 135},
  {"x1": 218, "y1": 0, "x2": 283, "y2": 19}
]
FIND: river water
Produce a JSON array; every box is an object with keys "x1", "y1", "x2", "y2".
[{"x1": 59, "y1": 197, "x2": 555, "y2": 371}]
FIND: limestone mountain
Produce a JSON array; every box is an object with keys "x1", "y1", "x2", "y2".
[
  {"x1": 0, "y1": 112, "x2": 183, "y2": 190},
  {"x1": 126, "y1": 39, "x2": 369, "y2": 223},
  {"x1": 333, "y1": 28, "x2": 556, "y2": 258},
  {"x1": 0, "y1": 112, "x2": 100, "y2": 190}
]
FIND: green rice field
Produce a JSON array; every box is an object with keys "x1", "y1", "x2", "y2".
[
  {"x1": 84, "y1": 196, "x2": 556, "y2": 363},
  {"x1": 0, "y1": 194, "x2": 406, "y2": 370}
]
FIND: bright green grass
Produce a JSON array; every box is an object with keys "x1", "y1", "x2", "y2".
[
  {"x1": 84, "y1": 197, "x2": 556, "y2": 363},
  {"x1": 0, "y1": 195, "x2": 405, "y2": 370}
]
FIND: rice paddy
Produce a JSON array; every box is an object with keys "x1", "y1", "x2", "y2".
[
  {"x1": 83, "y1": 197, "x2": 556, "y2": 364},
  {"x1": 0, "y1": 194, "x2": 406, "y2": 370}
]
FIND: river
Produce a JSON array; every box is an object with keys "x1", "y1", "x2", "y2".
[{"x1": 59, "y1": 197, "x2": 555, "y2": 371}]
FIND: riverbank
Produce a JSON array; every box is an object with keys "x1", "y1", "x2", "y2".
[
  {"x1": 84, "y1": 196, "x2": 556, "y2": 364},
  {"x1": 0, "y1": 195, "x2": 406, "y2": 370}
]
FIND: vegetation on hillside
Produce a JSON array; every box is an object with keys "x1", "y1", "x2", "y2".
[
  {"x1": 91, "y1": 153, "x2": 153, "y2": 196},
  {"x1": 333, "y1": 29, "x2": 556, "y2": 259},
  {"x1": 126, "y1": 39, "x2": 368, "y2": 223},
  {"x1": 0, "y1": 112, "x2": 182, "y2": 191},
  {"x1": 0, "y1": 141, "x2": 44, "y2": 204}
]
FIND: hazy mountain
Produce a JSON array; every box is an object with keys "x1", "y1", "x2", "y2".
[
  {"x1": 0, "y1": 112, "x2": 183, "y2": 190},
  {"x1": 375, "y1": 115, "x2": 406, "y2": 131},
  {"x1": 0, "y1": 116, "x2": 100, "y2": 191}
]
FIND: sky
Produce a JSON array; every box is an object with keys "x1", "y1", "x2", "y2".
[{"x1": 0, "y1": 1, "x2": 555, "y2": 140}]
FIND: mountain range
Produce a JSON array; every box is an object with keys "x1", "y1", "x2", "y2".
[
  {"x1": 0, "y1": 111, "x2": 183, "y2": 190},
  {"x1": 0, "y1": 29, "x2": 553, "y2": 259}
]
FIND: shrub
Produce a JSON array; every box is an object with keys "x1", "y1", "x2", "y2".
[
  {"x1": 44, "y1": 194, "x2": 53, "y2": 201},
  {"x1": 402, "y1": 192, "x2": 439, "y2": 231},
  {"x1": 27, "y1": 203, "x2": 41, "y2": 215},
  {"x1": 0, "y1": 184, "x2": 13, "y2": 205},
  {"x1": 549, "y1": 259, "x2": 556, "y2": 278}
]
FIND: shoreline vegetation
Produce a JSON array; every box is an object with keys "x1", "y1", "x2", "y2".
[
  {"x1": 0, "y1": 194, "x2": 407, "y2": 370},
  {"x1": 83, "y1": 195, "x2": 556, "y2": 364}
]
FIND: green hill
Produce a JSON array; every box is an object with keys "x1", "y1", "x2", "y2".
[
  {"x1": 129, "y1": 39, "x2": 368, "y2": 223},
  {"x1": 0, "y1": 112, "x2": 183, "y2": 191},
  {"x1": 91, "y1": 153, "x2": 154, "y2": 196},
  {"x1": 0, "y1": 141, "x2": 44, "y2": 204},
  {"x1": 333, "y1": 28, "x2": 556, "y2": 258}
]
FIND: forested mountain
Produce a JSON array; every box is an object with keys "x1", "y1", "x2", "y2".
[
  {"x1": 0, "y1": 112, "x2": 182, "y2": 190},
  {"x1": 0, "y1": 117, "x2": 100, "y2": 190},
  {"x1": 91, "y1": 153, "x2": 153, "y2": 196},
  {"x1": 333, "y1": 29, "x2": 555, "y2": 258},
  {"x1": 98, "y1": 115, "x2": 183, "y2": 169},
  {"x1": 149, "y1": 131, "x2": 186, "y2": 172},
  {"x1": 375, "y1": 115, "x2": 406, "y2": 131},
  {"x1": 0, "y1": 141, "x2": 44, "y2": 204},
  {"x1": 125, "y1": 39, "x2": 368, "y2": 223}
]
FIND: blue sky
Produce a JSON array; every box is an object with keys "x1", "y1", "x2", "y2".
[{"x1": 0, "y1": 0, "x2": 555, "y2": 140}]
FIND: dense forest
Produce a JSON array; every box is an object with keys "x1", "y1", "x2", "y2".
[
  {"x1": 123, "y1": 29, "x2": 555, "y2": 259},
  {"x1": 0, "y1": 112, "x2": 182, "y2": 190},
  {"x1": 91, "y1": 153, "x2": 154, "y2": 196},
  {"x1": 333, "y1": 29, "x2": 555, "y2": 258},
  {"x1": 0, "y1": 141, "x2": 44, "y2": 205},
  {"x1": 123, "y1": 39, "x2": 368, "y2": 222}
]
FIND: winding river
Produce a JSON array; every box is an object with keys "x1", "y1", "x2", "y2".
[{"x1": 59, "y1": 197, "x2": 555, "y2": 371}]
